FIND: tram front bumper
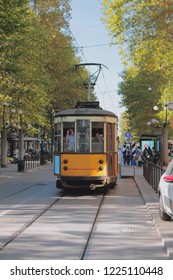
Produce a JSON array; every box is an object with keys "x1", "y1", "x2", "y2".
[{"x1": 57, "y1": 175, "x2": 116, "y2": 190}]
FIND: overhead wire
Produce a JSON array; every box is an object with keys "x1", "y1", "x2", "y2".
[
  {"x1": 80, "y1": 43, "x2": 109, "y2": 48},
  {"x1": 59, "y1": 8, "x2": 116, "y2": 112},
  {"x1": 70, "y1": 32, "x2": 117, "y2": 113},
  {"x1": 100, "y1": 70, "x2": 117, "y2": 114}
]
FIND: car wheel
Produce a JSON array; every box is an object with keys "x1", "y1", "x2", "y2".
[{"x1": 159, "y1": 194, "x2": 171, "y2": 221}]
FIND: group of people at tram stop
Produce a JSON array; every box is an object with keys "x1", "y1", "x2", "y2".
[
  {"x1": 121, "y1": 144, "x2": 158, "y2": 166},
  {"x1": 65, "y1": 128, "x2": 103, "y2": 152}
]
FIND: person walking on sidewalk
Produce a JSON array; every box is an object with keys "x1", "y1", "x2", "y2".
[
  {"x1": 125, "y1": 147, "x2": 131, "y2": 165},
  {"x1": 143, "y1": 144, "x2": 153, "y2": 161},
  {"x1": 135, "y1": 146, "x2": 143, "y2": 167},
  {"x1": 121, "y1": 145, "x2": 127, "y2": 165}
]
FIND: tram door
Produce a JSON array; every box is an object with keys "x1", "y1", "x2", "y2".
[{"x1": 106, "y1": 123, "x2": 115, "y2": 176}]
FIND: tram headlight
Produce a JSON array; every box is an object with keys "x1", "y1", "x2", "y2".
[
  {"x1": 63, "y1": 166, "x2": 68, "y2": 171},
  {"x1": 63, "y1": 159, "x2": 68, "y2": 164},
  {"x1": 99, "y1": 166, "x2": 103, "y2": 171},
  {"x1": 99, "y1": 159, "x2": 104, "y2": 164}
]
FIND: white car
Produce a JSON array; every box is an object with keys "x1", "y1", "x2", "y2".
[{"x1": 158, "y1": 160, "x2": 173, "y2": 221}]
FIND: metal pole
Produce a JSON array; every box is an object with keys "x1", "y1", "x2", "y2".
[
  {"x1": 162, "y1": 104, "x2": 169, "y2": 167},
  {"x1": 18, "y1": 113, "x2": 24, "y2": 160},
  {"x1": 51, "y1": 108, "x2": 54, "y2": 163},
  {"x1": 87, "y1": 80, "x2": 91, "y2": 101},
  {"x1": 163, "y1": 126, "x2": 168, "y2": 167},
  {"x1": 1, "y1": 103, "x2": 8, "y2": 168},
  {"x1": 18, "y1": 129, "x2": 24, "y2": 160}
]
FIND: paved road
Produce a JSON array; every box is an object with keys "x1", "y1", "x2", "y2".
[{"x1": 0, "y1": 161, "x2": 173, "y2": 259}]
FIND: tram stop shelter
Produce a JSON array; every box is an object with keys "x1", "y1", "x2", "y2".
[
  {"x1": 139, "y1": 133, "x2": 163, "y2": 163},
  {"x1": 140, "y1": 134, "x2": 162, "y2": 151}
]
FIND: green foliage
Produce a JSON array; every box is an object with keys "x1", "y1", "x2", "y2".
[
  {"x1": 102, "y1": 0, "x2": 173, "y2": 139},
  {"x1": 118, "y1": 67, "x2": 162, "y2": 135},
  {"x1": 0, "y1": 0, "x2": 92, "y2": 139}
]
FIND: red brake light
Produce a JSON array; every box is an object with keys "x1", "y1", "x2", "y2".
[{"x1": 163, "y1": 175, "x2": 173, "y2": 182}]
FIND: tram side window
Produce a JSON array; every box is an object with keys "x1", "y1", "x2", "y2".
[
  {"x1": 54, "y1": 123, "x2": 61, "y2": 153},
  {"x1": 76, "y1": 120, "x2": 90, "y2": 153},
  {"x1": 92, "y1": 123, "x2": 104, "y2": 153},
  {"x1": 63, "y1": 122, "x2": 75, "y2": 152}
]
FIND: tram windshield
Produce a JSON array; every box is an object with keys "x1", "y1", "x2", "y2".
[
  {"x1": 76, "y1": 120, "x2": 90, "y2": 153},
  {"x1": 55, "y1": 120, "x2": 104, "y2": 153},
  {"x1": 92, "y1": 122, "x2": 104, "y2": 153},
  {"x1": 63, "y1": 122, "x2": 75, "y2": 152},
  {"x1": 54, "y1": 123, "x2": 61, "y2": 153}
]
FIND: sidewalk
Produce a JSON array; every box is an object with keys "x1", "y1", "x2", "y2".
[
  {"x1": 0, "y1": 162, "x2": 54, "y2": 201},
  {"x1": 120, "y1": 163, "x2": 173, "y2": 259},
  {"x1": 0, "y1": 162, "x2": 52, "y2": 180},
  {"x1": 0, "y1": 163, "x2": 18, "y2": 179}
]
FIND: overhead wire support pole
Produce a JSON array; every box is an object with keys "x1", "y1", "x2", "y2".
[
  {"x1": 88, "y1": 81, "x2": 91, "y2": 102},
  {"x1": 74, "y1": 63, "x2": 108, "y2": 101}
]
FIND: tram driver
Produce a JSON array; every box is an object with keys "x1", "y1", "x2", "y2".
[{"x1": 92, "y1": 128, "x2": 104, "y2": 152}]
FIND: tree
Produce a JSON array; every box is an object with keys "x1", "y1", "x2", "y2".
[
  {"x1": 102, "y1": 0, "x2": 173, "y2": 138},
  {"x1": 0, "y1": 0, "x2": 95, "y2": 166},
  {"x1": 118, "y1": 66, "x2": 163, "y2": 136},
  {"x1": 30, "y1": 0, "x2": 90, "y2": 111},
  {"x1": 0, "y1": 0, "x2": 33, "y2": 166}
]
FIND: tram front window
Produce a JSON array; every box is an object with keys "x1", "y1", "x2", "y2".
[
  {"x1": 76, "y1": 120, "x2": 90, "y2": 153},
  {"x1": 54, "y1": 123, "x2": 61, "y2": 153},
  {"x1": 63, "y1": 122, "x2": 75, "y2": 152},
  {"x1": 92, "y1": 123, "x2": 104, "y2": 153}
]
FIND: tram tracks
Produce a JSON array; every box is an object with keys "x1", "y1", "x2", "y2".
[
  {"x1": 0, "y1": 188, "x2": 107, "y2": 258},
  {"x1": 1, "y1": 176, "x2": 168, "y2": 260},
  {"x1": 0, "y1": 193, "x2": 65, "y2": 251},
  {"x1": 80, "y1": 190, "x2": 106, "y2": 260}
]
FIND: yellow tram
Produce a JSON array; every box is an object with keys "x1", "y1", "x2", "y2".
[{"x1": 54, "y1": 102, "x2": 118, "y2": 190}]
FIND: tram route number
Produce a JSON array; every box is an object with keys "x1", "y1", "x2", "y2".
[{"x1": 103, "y1": 266, "x2": 163, "y2": 276}]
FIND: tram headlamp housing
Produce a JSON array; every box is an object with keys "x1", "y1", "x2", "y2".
[
  {"x1": 63, "y1": 166, "x2": 68, "y2": 170},
  {"x1": 63, "y1": 159, "x2": 68, "y2": 164},
  {"x1": 99, "y1": 159, "x2": 104, "y2": 164}
]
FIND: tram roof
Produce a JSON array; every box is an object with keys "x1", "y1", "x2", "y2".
[{"x1": 54, "y1": 107, "x2": 117, "y2": 118}]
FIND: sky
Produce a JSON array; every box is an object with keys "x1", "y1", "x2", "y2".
[{"x1": 69, "y1": 0, "x2": 125, "y2": 119}]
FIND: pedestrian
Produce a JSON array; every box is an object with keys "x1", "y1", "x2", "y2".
[
  {"x1": 152, "y1": 147, "x2": 159, "y2": 164},
  {"x1": 121, "y1": 145, "x2": 127, "y2": 165},
  {"x1": 143, "y1": 144, "x2": 153, "y2": 160},
  {"x1": 135, "y1": 146, "x2": 143, "y2": 167},
  {"x1": 130, "y1": 155, "x2": 136, "y2": 166},
  {"x1": 125, "y1": 147, "x2": 131, "y2": 165}
]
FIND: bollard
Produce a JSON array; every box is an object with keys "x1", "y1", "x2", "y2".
[
  {"x1": 118, "y1": 163, "x2": 121, "y2": 178},
  {"x1": 18, "y1": 160, "x2": 25, "y2": 172},
  {"x1": 133, "y1": 166, "x2": 135, "y2": 176},
  {"x1": 40, "y1": 156, "x2": 46, "y2": 165}
]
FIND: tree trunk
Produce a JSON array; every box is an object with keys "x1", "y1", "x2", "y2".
[
  {"x1": 1, "y1": 129, "x2": 8, "y2": 168},
  {"x1": 18, "y1": 130, "x2": 24, "y2": 160}
]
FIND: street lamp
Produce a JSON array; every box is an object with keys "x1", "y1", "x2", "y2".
[
  {"x1": 1, "y1": 102, "x2": 8, "y2": 167},
  {"x1": 2, "y1": 102, "x2": 8, "y2": 128},
  {"x1": 17, "y1": 109, "x2": 24, "y2": 161},
  {"x1": 147, "y1": 103, "x2": 172, "y2": 167}
]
